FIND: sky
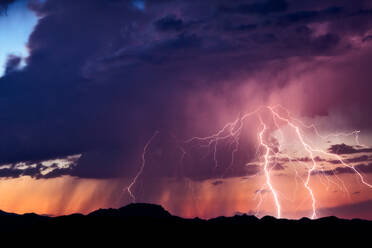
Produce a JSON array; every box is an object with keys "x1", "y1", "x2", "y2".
[
  {"x1": 1, "y1": 0, "x2": 372, "y2": 220},
  {"x1": 0, "y1": 0, "x2": 37, "y2": 76}
]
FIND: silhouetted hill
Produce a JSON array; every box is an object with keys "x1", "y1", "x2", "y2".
[
  {"x1": 0, "y1": 203, "x2": 371, "y2": 242},
  {"x1": 89, "y1": 203, "x2": 172, "y2": 218}
]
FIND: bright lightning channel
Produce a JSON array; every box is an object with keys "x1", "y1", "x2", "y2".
[{"x1": 127, "y1": 105, "x2": 372, "y2": 219}]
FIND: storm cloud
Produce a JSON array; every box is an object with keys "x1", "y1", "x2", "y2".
[
  {"x1": 328, "y1": 144, "x2": 372, "y2": 155},
  {"x1": 0, "y1": 0, "x2": 16, "y2": 15},
  {"x1": 1, "y1": 0, "x2": 372, "y2": 183}
]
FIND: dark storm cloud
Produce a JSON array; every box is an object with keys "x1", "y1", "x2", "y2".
[
  {"x1": 154, "y1": 15, "x2": 186, "y2": 32},
  {"x1": 313, "y1": 163, "x2": 372, "y2": 176},
  {"x1": 328, "y1": 144, "x2": 372, "y2": 155},
  {"x1": 0, "y1": 0, "x2": 16, "y2": 15},
  {"x1": 328, "y1": 155, "x2": 372, "y2": 164},
  {"x1": 219, "y1": 0, "x2": 288, "y2": 15},
  {"x1": 1, "y1": 0, "x2": 372, "y2": 181},
  {"x1": 277, "y1": 156, "x2": 325, "y2": 163},
  {"x1": 0, "y1": 167, "x2": 23, "y2": 178},
  {"x1": 4, "y1": 54, "x2": 21, "y2": 74},
  {"x1": 212, "y1": 180, "x2": 223, "y2": 186},
  {"x1": 275, "y1": 6, "x2": 343, "y2": 26},
  {"x1": 298, "y1": 156, "x2": 325, "y2": 162}
]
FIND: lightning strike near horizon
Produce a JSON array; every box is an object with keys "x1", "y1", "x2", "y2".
[
  {"x1": 125, "y1": 131, "x2": 159, "y2": 202},
  {"x1": 177, "y1": 105, "x2": 372, "y2": 219},
  {"x1": 269, "y1": 107, "x2": 318, "y2": 219},
  {"x1": 258, "y1": 118, "x2": 281, "y2": 218}
]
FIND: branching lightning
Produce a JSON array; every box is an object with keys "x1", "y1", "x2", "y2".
[
  {"x1": 127, "y1": 105, "x2": 372, "y2": 219},
  {"x1": 269, "y1": 107, "x2": 318, "y2": 219}
]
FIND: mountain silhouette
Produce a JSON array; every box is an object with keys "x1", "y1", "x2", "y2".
[
  {"x1": 88, "y1": 203, "x2": 172, "y2": 218},
  {"x1": 0, "y1": 203, "x2": 371, "y2": 242}
]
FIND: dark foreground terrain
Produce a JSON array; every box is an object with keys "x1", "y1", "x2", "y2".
[{"x1": 1, "y1": 203, "x2": 371, "y2": 243}]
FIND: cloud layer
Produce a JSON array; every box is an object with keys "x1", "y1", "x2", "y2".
[{"x1": 1, "y1": 0, "x2": 372, "y2": 184}]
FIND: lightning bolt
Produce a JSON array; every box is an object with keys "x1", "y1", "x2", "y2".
[
  {"x1": 179, "y1": 105, "x2": 372, "y2": 219},
  {"x1": 129, "y1": 105, "x2": 371, "y2": 219},
  {"x1": 125, "y1": 131, "x2": 159, "y2": 203},
  {"x1": 258, "y1": 117, "x2": 281, "y2": 218},
  {"x1": 268, "y1": 107, "x2": 318, "y2": 219}
]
